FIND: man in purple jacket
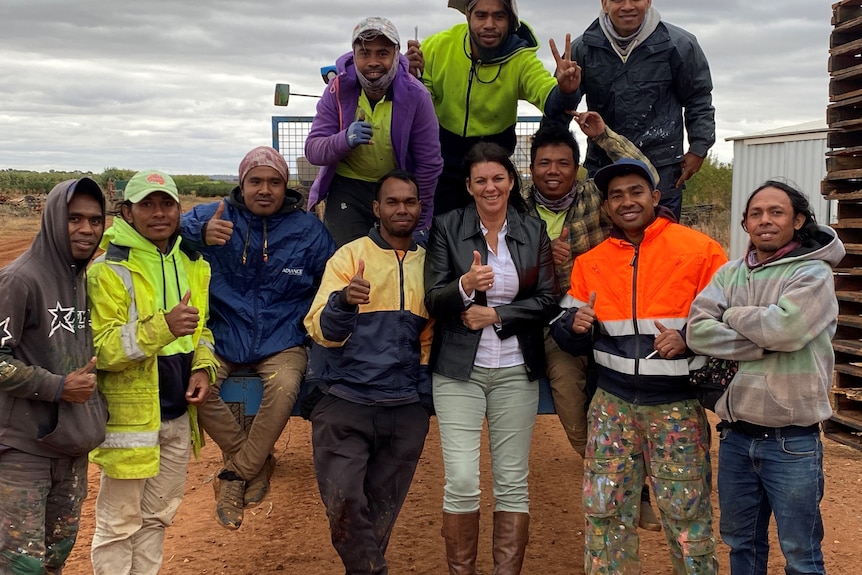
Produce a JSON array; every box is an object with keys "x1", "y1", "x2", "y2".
[{"x1": 305, "y1": 16, "x2": 443, "y2": 247}]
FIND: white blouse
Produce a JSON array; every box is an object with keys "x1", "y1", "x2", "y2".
[{"x1": 458, "y1": 220, "x2": 524, "y2": 369}]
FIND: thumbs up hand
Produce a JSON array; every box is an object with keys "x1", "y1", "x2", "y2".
[
  {"x1": 165, "y1": 290, "x2": 200, "y2": 338},
  {"x1": 344, "y1": 259, "x2": 371, "y2": 305},
  {"x1": 346, "y1": 110, "x2": 373, "y2": 148},
  {"x1": 573, "y1": 291, "x2": 597, "y2": 334},
  {"x1": 652, "y1": 320, "x2": 686, "y2": 359},
  {"x1": 204, "y1": 200, "x2": 234, "y2": 246},
  {"x1": 461, "y1": 250, "x2": 495, "y2": 294},
  {"x1": 62, "y1": 356, "x2": 98, "y2": 403},
  {"x1": 551, "y1": 226, "x2": 571, "y2": 265}
]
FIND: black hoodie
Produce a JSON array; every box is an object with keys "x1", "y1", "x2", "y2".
[{"x1": 0, "y1": 178, "x2": 108, "y2": 457}]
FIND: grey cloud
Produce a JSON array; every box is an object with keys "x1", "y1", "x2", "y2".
[{"x1": 0, "y1": 0, "x2": 832, "y2": 173}]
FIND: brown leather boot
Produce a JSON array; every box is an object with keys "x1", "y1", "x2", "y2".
[
  {"x1": 441, "y1": 511, "x2": 480, "y2": 575},
  {"x1": 492, "y1": 511, "x2": 530, "y2": 575}
]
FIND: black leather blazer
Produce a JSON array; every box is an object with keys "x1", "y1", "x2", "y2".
[{"x1": 424, "y1": 203, "x2": 559, "y2": 381}]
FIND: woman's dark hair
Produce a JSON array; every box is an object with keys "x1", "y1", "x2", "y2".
[
  {"x1": 463, "y1": 141, "x2": 527, "y2": 212},
  {"x1": 742, "y1": 180, "x2": 818, "y2": 243}
]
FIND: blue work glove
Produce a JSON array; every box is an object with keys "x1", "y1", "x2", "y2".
[{"x1": 345, "y1": 121, "x2": 373, "y2": 148}]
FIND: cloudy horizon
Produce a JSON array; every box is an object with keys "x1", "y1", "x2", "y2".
[{"x1": 0, "y1": 1, "x2": 831, "y2": 175}]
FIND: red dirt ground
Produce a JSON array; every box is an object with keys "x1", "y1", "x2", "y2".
[{"x1": 4, "y1": 214, "x2": 862, "y2": 575}]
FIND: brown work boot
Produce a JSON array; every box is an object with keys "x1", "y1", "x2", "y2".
[
  {"x1": 441, "y1": 511, "x2": 480, "y2": 575},
  {"x1": 638, "y1": 500, "x2": 662, "y2": 532},
  {"x1": 244, "y1": 454, "x2": 276, "y2": 507},
  {"x1": 213, "y1": 469, "x2": 245, "y2": 530},
  {"x1": 492, "y1": 511, "x2": 530, "y2": 575}
]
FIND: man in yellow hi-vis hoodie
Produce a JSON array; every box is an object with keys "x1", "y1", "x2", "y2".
[{"x1": 87, "y1": 170, "x2": 218, "y2": 575}]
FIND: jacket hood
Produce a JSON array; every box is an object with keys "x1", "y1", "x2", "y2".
[
  {"x1": 755, "y1": 224, "x2": 845, "y2": 268},
  {"x1": 100, "y1": 215, "x2": 183, "y2": 258},
  {"x1": 227, "y1": 185, "x2": 302, "y2": 216},
  {"x1": 472, "y1": 20, "x2": 539, "y2": 64},
  {"x1": 32, "y1": 177, "x2": 105, "y2": 277}
]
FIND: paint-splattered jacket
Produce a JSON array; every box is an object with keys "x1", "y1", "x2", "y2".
[{"x1": 572, "y1": 19, "x2": 714, "y2": 173}]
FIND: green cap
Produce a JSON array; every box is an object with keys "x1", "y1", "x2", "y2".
[{"x1": 124, "y1": 170, "x2": 179, "y2": 203}]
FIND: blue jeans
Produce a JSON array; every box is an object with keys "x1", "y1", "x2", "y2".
[{"x1": 717, "y1": 427, "x2": 825, "y2": 575}]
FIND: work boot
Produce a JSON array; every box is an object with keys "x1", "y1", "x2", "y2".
[
  {"x1": 492, "y1": 511, "x2": 530, "y2": 575},
  {"x1": 244, "y1": 454, "x2": 276, "y2": 507},
  {"x1": 441, "y1": 511, "x2": 480, "y2": 575},
  {"x1": 638, "y1": 485, "x2": 662, "y2": 532},
  {"x1": 214, "y1": 469, "x2": 246, "y2": 530}
]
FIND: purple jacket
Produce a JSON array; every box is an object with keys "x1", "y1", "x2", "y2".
[{"x1": 305, "y1": 52, "x2": 443, "y2": 231}]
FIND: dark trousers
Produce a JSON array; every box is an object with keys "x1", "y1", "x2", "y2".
[
  {"x1": 311, "y1": 395, "x2": 430, "y2": 575},
  {"x1": 323, "y1": 174, "x2": 377, "y2": 247},
  {"x1": 656, "y1": 163, "x2": 684, "y2": 222}
]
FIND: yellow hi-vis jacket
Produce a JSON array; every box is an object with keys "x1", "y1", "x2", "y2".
[{"x1": 88, "y1": 218, "x2": 218, "y2": 479}]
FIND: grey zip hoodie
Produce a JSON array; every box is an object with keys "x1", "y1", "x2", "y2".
[{"x1": 0, "y1": 178, "x2": 108, "y2": 457}]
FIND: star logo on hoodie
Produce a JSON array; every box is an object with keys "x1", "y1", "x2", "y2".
[
  {"x1": 48, "y1": 302, "x2": 76, "y2": 337},
  {"x1": 0, "y1": 317, "x2": 11, "y2": 347}
]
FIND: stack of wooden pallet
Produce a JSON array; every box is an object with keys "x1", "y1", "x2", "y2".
[{"x1": 824, "y1": 0, "x2": 862, "y2": 448}]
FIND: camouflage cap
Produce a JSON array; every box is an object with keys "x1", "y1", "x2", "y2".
[{"x1": 352, "y1": 16, "x2": 400, "y2": 47}]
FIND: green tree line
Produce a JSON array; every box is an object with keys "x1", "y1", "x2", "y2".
[
  {"x1": 2, "y1": 156, "x2": 732, "y2": 206},
  {"x1": 0, "y1": 168, "x2": 235, "y2": 198},
  {"x1": 683, "y1": 154, "x2": 733, "y2": 208}
]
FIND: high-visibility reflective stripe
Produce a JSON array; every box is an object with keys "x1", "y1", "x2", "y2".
[
  {"x1": 559, "y1": 293, "x2": 586, "y2": 309},
  {"x1": 200, "y1": 339, "x2": 214, "y2": 352},
  {"x1": 99, "y1": 430, "x2": 159, "y2": 449},
  {"x1": 595, "y1": 349, "x2": 691, "y2": 377},
  {"x1": 602, "y1": 317, "x2": 688, "y2": 337},
  {"x1": 107, "y1": 263, "x2": 147, "y2": 360}
]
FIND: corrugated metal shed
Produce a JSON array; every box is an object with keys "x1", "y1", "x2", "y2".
[{"x1": 726, "y1": 120, "x2": 832, "y2": 259}]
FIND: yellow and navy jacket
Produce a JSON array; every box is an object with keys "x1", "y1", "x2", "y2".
[
  {"x1": 304, "y1": 229, "x2": 433, "y2": 405},
  {"x1": 552, "y1": 213, "x2": 726, "y2": 405},
  {"x1": 88, "y1": 218, "x2": 218, "y2": 479}
]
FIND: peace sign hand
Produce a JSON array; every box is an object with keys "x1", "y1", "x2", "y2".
[{"x1": 550, "y1": 34, "x2": 581, "y2": 94}]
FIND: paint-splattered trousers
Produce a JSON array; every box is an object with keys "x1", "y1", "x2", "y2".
[
  {"x1": 583, "y1": 388, "x2": 717, "y2": 575},
  {"x1": 198, "y1": 346, "x2": 306, "y2": 481},
  {"x1": 311, "y1": 395, "x2": 429, "y2": 575},
  {"x1": 0, "y1": 448, "x2": 88, "y2": 575}
]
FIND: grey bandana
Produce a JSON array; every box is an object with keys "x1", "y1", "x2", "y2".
[
  {"x1": 531, "y1": 184, "x2": 576, "y2": 212},
  {"x1": 598, "y1": 6, "x2": 661, "y2": 62},
  {"x1": 355, "y1": 56, "x2": 399, "y2": 97}
]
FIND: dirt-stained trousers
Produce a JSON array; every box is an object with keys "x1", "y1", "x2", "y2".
[
  {"x1": 310, "y1": 394, "x2": 429, "y2": 575},
  {"x1": 198, "y1": 347, "x2": 306, "y2": 481}
]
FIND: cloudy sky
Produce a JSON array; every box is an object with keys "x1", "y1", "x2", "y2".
[{"x1": 0, "y1": 0, "x2": 830, "y2": 175}]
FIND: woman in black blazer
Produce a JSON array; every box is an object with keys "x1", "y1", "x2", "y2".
[{"x1": 424, "y1": 142, "x2": 558, "y2": 575}]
